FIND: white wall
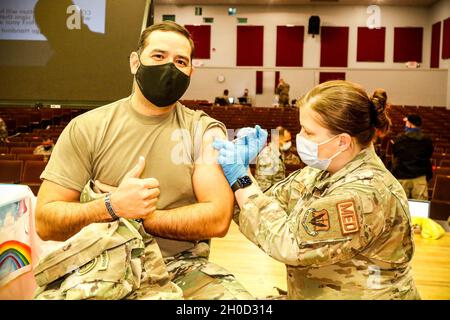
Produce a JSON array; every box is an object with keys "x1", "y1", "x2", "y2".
[
  {"x1": 155, "y1": 4, "x2": 450, "y2": 107},
  {"x1": 429, "y1": 0, "x2": 450, "y2": 107}
]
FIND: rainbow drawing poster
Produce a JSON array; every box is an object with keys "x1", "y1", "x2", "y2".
[{"x1": 0, "y1": 199, "x2": 33, "y2": 286}]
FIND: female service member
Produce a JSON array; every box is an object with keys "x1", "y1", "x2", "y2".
[{"x1": 213, "y1": 80, "x2": 420, "y2": 300}]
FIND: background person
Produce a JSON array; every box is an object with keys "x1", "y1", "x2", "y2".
[
  {"x1": 0, "y1": 117, "x2": 10, "y2": 144},
  {"x1": 238, "y1": 88, "x2": 252, "y2": 106},
  {"x1": 33, "y1": 135, "x2": 55, "y2": 162},
  {"x1": 214, "y1": 89, "x2": 231, "y2": 106},
  {"x1": 392, "y1": 114, "x2": 433, "y2": 200},
  {"x1": 275, "y1": 78, "x2": 290, "y2": 108}
]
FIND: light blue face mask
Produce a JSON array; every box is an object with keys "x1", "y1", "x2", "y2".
[
  {"x1": 280, "y1": 141, "x2": 292, "y2": 151},
  {"x1": 296, "y1": 133, "x2": 342, "y2": 171}
]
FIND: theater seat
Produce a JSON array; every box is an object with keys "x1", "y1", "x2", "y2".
[
  {"x1": 10, "y1": 147, "x2": 35, "y2": 154},
  {"x1": 441, "y1": 160, "x2": 450, "y2": 167},
  {"x1": 16, "y1": 154, "x2": 45, "y2": 161},
  {"x1": 430, "y1": 175, "x2": 450, "y2": 221},
  {"x1": 0, "y1": 160, "x2": 23, "y2": 183},
  {"x1": 7, "y1": 142, "x2": 28, "y2": 148},
  {"x1": 21, "y1": 160, "x2": 47, "y2": 195},
  {"x1": 0, "y1": 154, "x2": 16, "y2": 160},
  {"x1": 428, "y1": 168, "x2": 450, "y2": 191}
]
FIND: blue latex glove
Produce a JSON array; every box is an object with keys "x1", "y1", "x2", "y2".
[
  {"x1": 213, "y1": 125, "x2": 268, "y2": 186},
  {"x1": 232, "y1": 125, "x2": 268, "y2": 165},
  {"x1": 213, "y1": 139, "x2": 248, "y2": 186}
]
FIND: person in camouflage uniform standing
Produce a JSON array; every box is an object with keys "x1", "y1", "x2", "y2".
[
  {"x1": 276, "y1": 78, "x2": 290, "y2": 107},
  {"x1": 214, "y1": 80, "x2": 420, "y2": 300},
  {"x1": 0, "y1": 117, "x2": 9, "y2": 144}
]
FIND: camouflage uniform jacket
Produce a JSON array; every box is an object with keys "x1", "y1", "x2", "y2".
[
  {"x1": 276, "y1": 83, "x2": 290, "y2": 107},
  {"x1": 255, "y1": 142, "x2": 286, "y2": 191},
  {"x1": 33, "y1": 145, "x2": 54, "y2": 161},
  {"x1": 283, "y1": 151, "x2": 301, "y2": 165},
  {"x1": 239, "y1": 145, "x2": 420, "y2": 299},
  {"x1": 0, "y1": 118, "x2": 8, "y2": 143},
  {"x1": 276, "y1": 83, "x2": 290, "y2": 97}
]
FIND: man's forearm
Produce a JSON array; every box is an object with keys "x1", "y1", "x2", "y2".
[
  {"x1": 36, "y1": 199, "x2": 112, "y2": 241},
  {"x1": 143, "y1": 202, "x2": 232, "y2": 241}
]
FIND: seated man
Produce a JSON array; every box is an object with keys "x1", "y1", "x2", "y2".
[
  {"x1": 33, "y1": 135, "x2": 54, "y2": 162},
  {"x1": 215, "y1": 89, "x2": 231, "y2": 106},
  {"x1": 35, "y1": 21, "x2": 252, "y2": 300},
  {"x1": 238, "y1": 88, "x2": 252, "y2": 106}
]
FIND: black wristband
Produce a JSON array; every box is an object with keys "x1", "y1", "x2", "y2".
[
  {"x1": 104, "y1": 193, "x2": 119, "y2": 220},
  {"x1": 231, "y1": 176, "x2": 253, "y2": 192}
]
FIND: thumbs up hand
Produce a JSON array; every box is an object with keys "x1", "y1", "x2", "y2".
[{"x1": 109, "y1": 156, "x2": 160, "y2": 220}]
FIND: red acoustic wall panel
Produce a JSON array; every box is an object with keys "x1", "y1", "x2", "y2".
[
  {"x1": 256, "y1": 71, "x2": 263, "y2": 94},
  {"x1": 431, "y1": 22, "x2": 441, "y2": 68},
  {"x1": 320, "y1": 26, "x2": 349, "y2": 67},
  {"x1": 319, "y1": 72, "x2": 346, "y2": 84},
  {"x1": 393, "y1": 27, "x2": 423, "y2": 62},
  {"x1": 275, "y1": 71, "x2": 280, "y2": 93},
  {"x1": 443, "y1": 17, "x2": 450, "y2": 59},
  {"x1": 276, "y1": 26, "x2": 304, "y2": 67},
  {"x1": 357, "y1": 27, "x2": 385, "y2": 62},
  {"x1": 237, "y1": 26, "x2": 264, "y2": 66},
  {"x1": 184, "y1": 25, "x2": 211, "y2": 59}
]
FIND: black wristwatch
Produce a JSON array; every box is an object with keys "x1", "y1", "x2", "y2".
[{"x1": 231, "y1": 176, "x2": 253, "y2": 192}]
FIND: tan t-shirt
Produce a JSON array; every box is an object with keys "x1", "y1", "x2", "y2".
[{"x1": 41, "y1": 96, "x2": 226, "y2": 256}]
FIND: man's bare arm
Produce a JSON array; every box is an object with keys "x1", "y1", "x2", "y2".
[
  {"x1": 35, "y1": 181, "x2": 112, "y2": 241},
  {"x1": 143, "y1": 127, "x2": 234, "y2": 240},
  {"x1": 36, "y1": 157, "x2": 160, "y2": 241}
]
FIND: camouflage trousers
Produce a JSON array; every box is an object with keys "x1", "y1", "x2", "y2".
[
  {"x1": 164, "y1": 242, "x2": 254, "y2": 300},
  {"x1": 399, "y1": 175, "x2": 428, "y2": 200},
  {"x1": 278, "y1": 94, "x2": 290, "y2": 107}
]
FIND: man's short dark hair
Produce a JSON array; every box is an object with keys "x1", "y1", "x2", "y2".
[
  {"x1": 407, "y1": 114, "x2": 422, "y2": 127},
  {"x1": 224, "y1": 89, "x2": 229, "y2": 95},
  {"x1": 136, "y1": 21, "x2": 195, "y2": 61}
]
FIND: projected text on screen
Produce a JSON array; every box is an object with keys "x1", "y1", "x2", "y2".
[{"x1": 0, "y1": 0, "x2": 105, "y2": 41}]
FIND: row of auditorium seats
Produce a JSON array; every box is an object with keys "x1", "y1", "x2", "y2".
[
  {"x1": 0, "y1": 160, "x2": 46, "y2": 196},
  {"x1": 190, "y1": 105, "x2": 301, "y2": 137},
  {"x1": 0, "y1": 154, "x2": 45, "y2": 161},
  {"x1": 0, "y1": 107, "x2": 87, "y2": 134},
  {"x1": 2, "y1": 142, "x2": 45, "y2": 148},
  {"x1": 0, "y1": 146, "x2": 41, "y2": 154}
]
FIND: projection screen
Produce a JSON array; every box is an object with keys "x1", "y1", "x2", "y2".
[{"x1": 0, "y1": 0, "x2": 150, "y2": 105}]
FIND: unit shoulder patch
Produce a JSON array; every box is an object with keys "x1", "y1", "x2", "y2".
[{"x1": 302, "y1": 208, "x2": 330, "y2": 237}]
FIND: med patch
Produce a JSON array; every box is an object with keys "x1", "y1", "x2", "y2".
[{"x1": 336, "y1": 200, "x2": 359, "y2": 235}]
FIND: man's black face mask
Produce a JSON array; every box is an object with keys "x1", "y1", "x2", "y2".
[{"x1": 135, "y1": 58, "x2": 191, "y2": 107}]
